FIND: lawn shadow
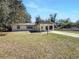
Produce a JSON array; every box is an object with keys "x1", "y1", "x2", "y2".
[{"x1": 0, "y1": 32, "x2": 8, "y2": 36}]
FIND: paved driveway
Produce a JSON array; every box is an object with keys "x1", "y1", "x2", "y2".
[{"x1": 49, "y1": 31, "x2": 79, "y2": 38}]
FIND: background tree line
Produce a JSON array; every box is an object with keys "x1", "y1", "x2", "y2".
[
  {"x1": 35, "y1": 13, "x2": 79, "y2": 29},
  {"x1": 35, "y1": 13, "x2": 57, "y2": 24},
  {"x1": 0, "y1": 0, "x2": 79, "y2": 32},
  {"x1": 0, "y1": 0, "x2": 31, "y2": 31}
]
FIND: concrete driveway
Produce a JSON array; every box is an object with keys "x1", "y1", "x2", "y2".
[{"x1": 49, "y1": 31, "x2": 79, "y2": 38}]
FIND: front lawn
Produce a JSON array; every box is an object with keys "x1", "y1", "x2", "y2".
[{"x1": 0, "y1": 32, "x2": 79, "y2": 59}]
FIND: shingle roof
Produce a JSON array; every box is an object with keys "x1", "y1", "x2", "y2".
[
  {"x1": 13, "y1": 22, "x2": 53, "y2": 26},
  {"x1": 36, "y1": 21, "x2": 53, "y2": 24},
  {"x1": 14, "y1": 23, "x2": 35, "y2": 25}
]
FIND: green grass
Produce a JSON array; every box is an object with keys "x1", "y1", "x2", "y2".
[{"x1": 0, "y1": 32, "x2": 79, "y2": 59}]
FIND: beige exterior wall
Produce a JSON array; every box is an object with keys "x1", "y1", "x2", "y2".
[
  {"x1": 36, "y1": 24, "x2": 54, "y2": 31},
  {"x1": 12, "y1": 25, "x2": 27, "y2": 31},
  {"x1": 12, "y1": 25, "x2": 35, "y2": 31},
  {"x1": 12, "y1": 23, "x2": 54, "y2": 31},
  {"x1": 35, "y1": 24, "x2": 40, "y2": 31}
]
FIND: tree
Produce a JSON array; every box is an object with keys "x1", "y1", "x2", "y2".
[
  {"x1": 48, "y1": 19, "x2": 52, "y2": 23},
  {"x1": 50, "y1": 13, "x2": 57, "y2": 23},
  {"x1": 35, "y1": 16, "x2": 41, "y2": 23},
  {"x1": 0, "y1": 0, "x2": 31, "y2": 31},
  {"x1": 0, "y1": 1, "x2": 7, "y2": 31},
  {"x1": 58, "y1": 18, "x2": 73, "y2": 28},
  {"x1": 8, "y1": 0, "x2": 31, "y2": 23},
  {"x1": 75, "y1": 20, "x2": 79, "y2": 27}
]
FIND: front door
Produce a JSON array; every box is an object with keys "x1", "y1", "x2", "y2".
[{"x1": 49, "y1": 26, "x2": 53, "y2": 30}]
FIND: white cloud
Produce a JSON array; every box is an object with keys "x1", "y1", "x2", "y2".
[
  {"x1": 25, "y1": 0, "x2": 61, "y2": 21},
  {"x1": 25, "y1": 0, "x2": 59, "y2": 14},
  {"x1": 26, "y1": 2, "x2": 58, "y2": 13},
  {"x1": 26, "y1": 1, "x2": 39, "y2": 9},
  {"x1": 26, "y1": 0, "x2": 78, "y2": 22},
  {"x1": 37, "y1": 8, "x2": 58, "y2": 13}
]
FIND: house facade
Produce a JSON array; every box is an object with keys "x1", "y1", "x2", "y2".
[{"x1": 12, "y1": 23, "x2": 54, "y2": 32}]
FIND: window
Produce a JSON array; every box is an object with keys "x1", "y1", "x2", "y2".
[
  {"x1": 17, "y1": 25, "x2": 20, "y2": 29},
  {"x1": 49, "y1": 26, "x2": 53, "y2": 30},
  {"x1": 41, "y1": 26, "x2": 43, "y2": 29},
  {"x1": 27, "y1": 26, "x2": 33, "y2": 29}
]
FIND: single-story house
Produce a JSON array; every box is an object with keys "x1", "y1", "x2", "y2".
[{"x1": 12, "y1": 22, "x2": 54, "y2": 32}]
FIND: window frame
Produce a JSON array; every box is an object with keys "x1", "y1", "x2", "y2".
[{"x1": 17, "y1": 25, "x2": 20, "y2": 29}]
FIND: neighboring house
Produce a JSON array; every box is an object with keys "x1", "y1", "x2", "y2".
[
  {"x1": 70, "y1": 27, "x2": 79, "y2": 31},
  {"x1": 12, "y1": 22, "x2": 54, "y2": 32},
  {"x1": 63, "y1": 27, "x2": 79, "y2": 31}
]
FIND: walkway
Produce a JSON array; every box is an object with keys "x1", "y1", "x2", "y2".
[{"x1": 49, "y1": 31, "x2": 79, "y2": 38}]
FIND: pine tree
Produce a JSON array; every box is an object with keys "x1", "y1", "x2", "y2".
[{"x1": 0, "y1": 0, "x2": 31, "y2": 31}]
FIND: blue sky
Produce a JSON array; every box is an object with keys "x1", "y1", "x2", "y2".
[{"x1": 23, "y1": 0, "x2": 79, "y2": 22}]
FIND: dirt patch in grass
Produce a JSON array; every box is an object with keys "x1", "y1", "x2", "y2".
[{"x1": 0, "y1": 32, "x2": 8, "y2": 36}]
